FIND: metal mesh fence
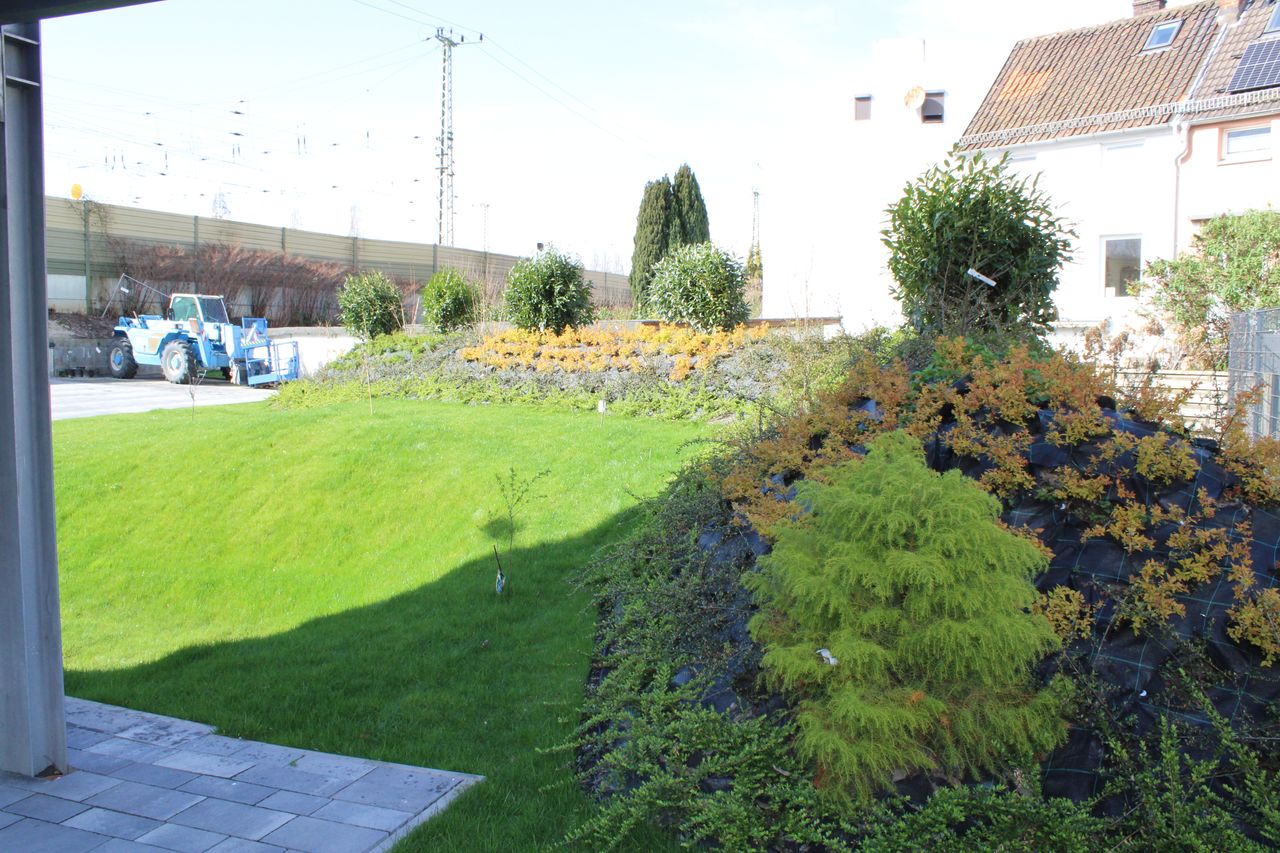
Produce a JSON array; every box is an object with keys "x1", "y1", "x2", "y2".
[{"x1": 1228, "y1": 308, "x2": 1280, "y2": 438}]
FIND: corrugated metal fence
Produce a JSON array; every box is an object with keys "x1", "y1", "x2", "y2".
[{"x1": 45, "y1": 196, "x2": 631, "y2": 314}]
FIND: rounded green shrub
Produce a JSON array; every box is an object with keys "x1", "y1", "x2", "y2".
[
  {"x1": 504, "y1": 248, "x2": 595, "y2": 334},
  {"x1": 648, "y1": 242, "x2": 749, "y2": 332},
  {"x1": 883, "y1": 149, "x2": 1073, "y2": 343},
  {"x1": 420, "y1": 267, "x2": 477, "y2": 332},
  {"x1": 338, "y1": 270, "x2": 403, "y2": 339},
  {"x1": 745, "y1": 430, "x2": 1069, "y2": 806}
]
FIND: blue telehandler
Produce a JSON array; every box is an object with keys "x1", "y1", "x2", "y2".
[{"x1": 105, "y1": 276, "x2": 299, "y2": 386}]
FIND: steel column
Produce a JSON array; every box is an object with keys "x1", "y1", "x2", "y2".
[{"x1": 0, "y1": 20, "x2": 67, "y2": 778}]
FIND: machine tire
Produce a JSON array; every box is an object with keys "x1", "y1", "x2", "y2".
[
  {"x1": 161, "y1": 339, "x2": 197, "y2": 384},
  {"x1": 108, "y1": 337, "x2": 138, "y2": 379}
]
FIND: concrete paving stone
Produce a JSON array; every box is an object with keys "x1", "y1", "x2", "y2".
[
  {"x1": 179, "y1": 776, "x2": 275, "y2": 806},
  {"x1": 63, "y1": 805, "x2": 161, "y2": 840},
  {"x1": 10, "y1": 769, "x2": 124, "y2": 802},
  {"x1": 255, "y1": 791, "x2": 328, "y2": 816},
  {"x1": 170, "y1": 798, "x2": 294, "y2": 841},
  {"x1": 87, "y1": 780, "x2": 207, "y2": 821},
  {"x1": 184, "y1": 735, "x2": 251, "y2": 757},
  {"x1": 205, "y1": 838, "x2": 287, "y2": 853},
  {"x1": 232, "y1": 764, "x2": 348, "y2": 798},
  {"x1": 117, "y1": 719, "x2": 215, "y2": 749},
  {"x1": 260, "y1": 815, "x2": 387, "y2": 853},
  {"x1": 156, "y1": 751, "x2": 257, "y2": 779},
  {"x1": 0, "y1": 810, "x2": 20, "y2": 830},
  {"x1": 310, "y1": 799, "x2": 413, "y2": 832},
  {"x1": 111, "y1": 761, "x2": 201, "y2": 789},
  {"x1": 332, "y1": 766, "x2": 459, "y2": 813},
  {"x1": 227, "y1": 743, "x2": 306, "y2": 766},
  {"x1": 87, "y1": 736, "x2": 178, "y2": 764},
  {"x1": 68, "y1": 747, "x2": 133, "y2": 775},
  {"x1": 94, "y1": 839, "x2": 175, "y2": 853},
  {"x1": 136, "y1": 821, "x2": 228, "y2": 852},
  {"x1": 6, "y1": 792, "x2": 90, "y2": 822},
  {"x1": 287, "y1": 753, "x2": 376, "y2": 784},
  {"x1": 66, "y1": 725, "x2": 114, "y2": 749},
  {"x1": 64, "y1": 698, "x2": 147, "y2": 734},
  {"x1": 0, "y1": 781, "x2": 31, "y2": 808},
  {"x1": 0, "y1": 816, "x2": 109, "y2": 853}
]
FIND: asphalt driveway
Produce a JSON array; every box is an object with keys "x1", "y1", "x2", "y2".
[{"x1": 50, "y1": 376, "x2": 273, "y2": 421}]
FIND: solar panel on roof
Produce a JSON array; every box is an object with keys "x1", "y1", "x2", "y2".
[{"x1": 1227, "y1": 40, "x2": 1280, "y2": 92}]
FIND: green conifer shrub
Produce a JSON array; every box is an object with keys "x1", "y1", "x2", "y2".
[
  {"x1": 419, "y1": 267, "x2": 477, "y2": 332},
  {"x1": 504, "y1": 248, "x2": 595, "y2": 334},
  {"x1": 746, "y1": 431, "x2": 1069, "y2": 805},
  {"x1": 629, "y1": 177, "x2": 674, "y2": 310},
  {"x1": 648, "y1": 242, "x2": 749, "y2": 332},
  {"x1": 672, "y1": 163, "x2": 710, "y2": 246}
]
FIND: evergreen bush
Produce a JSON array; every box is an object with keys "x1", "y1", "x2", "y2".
[
  {"x1": 648, "y1": 242, "x2": 749, "y2": 332},
  {"x1": 337, "y1": 269, "x2": 403, "y2": 339},
  {"x1": 746, "y1": 430, "x2": 1069, "y2": 804},
  {"x1": 504, "y1": 248, "x2": 595, "y2": 335},
  {"x1": 882, "y1": 149, "x2": 1073, "y2": 344},
  {"x1": 419, "y1": 267, "x2": 476, "y2": 332}
]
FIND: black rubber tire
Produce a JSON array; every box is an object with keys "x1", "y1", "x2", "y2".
[
  {"x1": 108, "y1": 337, "x2": 138, "y2": 379},
  {"x1": 161, "y1": 339, "x2": 197, "y2": 384}
]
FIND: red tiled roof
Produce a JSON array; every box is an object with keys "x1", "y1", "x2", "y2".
[
  {"x1": 959, "y1": 1, "x2": 1221, "y2": 149},
  {"x1": 1189, "y1": 0, "x2": 1280, "y2": 120}
]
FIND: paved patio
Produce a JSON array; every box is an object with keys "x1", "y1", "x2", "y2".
[{"x1": 0, "y1": 698, "x2": 482, "y2": 853}]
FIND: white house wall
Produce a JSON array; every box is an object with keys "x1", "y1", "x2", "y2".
[
  {"x1": 997, "y1": 127, "x2": 1179, "y2": 339},
  {"x1": 1180, "y1": 117, "x2": 1280, "y2": 236}
]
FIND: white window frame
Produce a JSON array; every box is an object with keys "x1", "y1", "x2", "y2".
[
  {"x1": 1102, "y1": 235, "x2": 1143, "y2": 298},
  {"x1": 1220, "y1": 124, "x2": 1273, "y2": 163},
  {"x1": 1142, "y1": 19, "x2": 1182, "y2": 52},
  {"x1": 1266, "y1": 3, "x2": 1280, "y2": 34},
  {"x1": 854, "y1": 95, "x2": 872, "y2": 121}
]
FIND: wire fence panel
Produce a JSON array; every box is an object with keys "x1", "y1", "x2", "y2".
[{"x1": 1228, "y1": 308, "x2": 1280, "y2": 439}]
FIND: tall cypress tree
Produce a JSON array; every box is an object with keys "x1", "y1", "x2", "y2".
[
  {"x1": 671, "y1": 163, "x2": 710, "y2": 246},
  {"x1": 629, "y1": 176, "x2": 674, "y2": 309}
]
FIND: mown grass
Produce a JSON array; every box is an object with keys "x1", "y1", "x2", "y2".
[{"x1": 53, "y1": 399, "x2": 710, "y2": 850}]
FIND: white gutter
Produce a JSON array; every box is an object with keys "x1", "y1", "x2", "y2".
[{"x1": 959, "y1": 89, "x2": 1279, "y2": 149}]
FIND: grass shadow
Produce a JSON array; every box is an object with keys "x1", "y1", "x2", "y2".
[{"x1": 65, "y1": 508, "x2": 676, "y2": 852}]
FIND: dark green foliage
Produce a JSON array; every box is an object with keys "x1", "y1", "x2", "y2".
[
  {"x1": 647, "y1": 242, "x2": 749, "y2": 332},
  {"x1": 882, "y1": 149, "x2": 1073, "y2": 343},
  {"x1": 630, "y1": 177, "x2": 675, "y2": 309},
  {"x1": 504, "y1": 248, "x2": 595, "y2": 334},
  {"x1": 629, "y1": 165, "x2": 712, "y2": 310},
  {"x1": 337, "y1": 269, "x2": 404, "y2": 339},
  {"x1": 861, "y1": 786, "x2": 1104, "y2": 852},
  {"x1": 419, "y1": 267, "x2": 476, "y2": 333},
  {"x1": 671, "y1": 163, "x2": 710, "y2": 246},
  {"x1": 746, "y1": 431, "x2": 1069, "y2": 804},
  {"x1": 1140, "y1": 209, "x2": 1280, "y2": 369}
]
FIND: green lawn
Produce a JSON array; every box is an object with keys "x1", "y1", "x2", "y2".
[{"x1": 53, "y1": 399, "x2": 709, "y2": 850}]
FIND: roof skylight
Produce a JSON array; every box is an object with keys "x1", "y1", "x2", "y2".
[
  {"x1": 1143, "y1": 19, "x2": 1182, "y2": 51},
  {"x1": 1267, "y1": 3, "x2": 1280, "y2": 35}
]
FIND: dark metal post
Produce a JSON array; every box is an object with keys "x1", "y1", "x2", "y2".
[{"x1": 0, "y1": 20, "x2": 67, "y2": 778}]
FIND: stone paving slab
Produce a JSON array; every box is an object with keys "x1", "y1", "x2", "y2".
[{"x1": 0, "y1": 698, "x2": 483, "y2": 853}]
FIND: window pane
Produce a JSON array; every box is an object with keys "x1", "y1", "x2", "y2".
[
  {"x1": 1267, "y1": 4, "x2": 1280, "y2": 33},
  {"x1": 1105, "y1": 238, "x2": 1141, "y2": 297},
  {"x1": 855, "y1": 96, "x2": 871, "y2": 121},
  {"x1": 1225, "y1": 126, "x2": 1271, "y2": 155},
  {"x1": 1143, "y1": 20, "x2": 1181, "y2": 51},
  {"x1": 922, "y1": 92, "x2": 944, "y2": 123}
]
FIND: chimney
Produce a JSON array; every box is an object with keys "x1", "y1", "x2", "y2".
[
  {"x1": 1218, "y1": 0, "x2": 1242, "y2": 22},
  {"x1": 1133, "y1": 0, "x2": 1167, "y2": 14}
]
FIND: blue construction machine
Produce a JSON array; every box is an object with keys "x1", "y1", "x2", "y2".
[{"x1": 105, "y1": 276, "x2": 299, "y2": 386}]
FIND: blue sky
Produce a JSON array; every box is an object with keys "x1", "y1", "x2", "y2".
[{"x1": 42, "y1": 0, "x2": 1163, "y2": 274}]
